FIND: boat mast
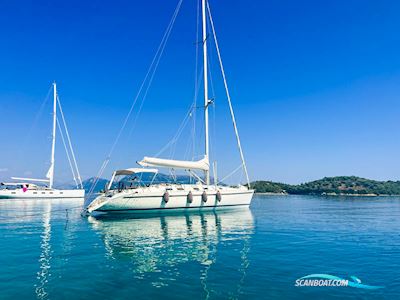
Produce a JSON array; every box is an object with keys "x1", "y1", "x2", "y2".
[
  {"x1": 49, "y1": 82, "x2": 57, "y2": 189},
  {"x1": 202, "y1": 0, "x2": 210, "y2": 185}
]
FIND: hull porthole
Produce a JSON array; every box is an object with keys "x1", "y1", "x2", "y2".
[
  {"x1": 163, "y1": 191, "x2": 169, "y2": 203},
  {"x1": 202, "y1": 191, "x2": 208, "y2": 203}
]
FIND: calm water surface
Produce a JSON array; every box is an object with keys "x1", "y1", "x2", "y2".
[{"x1": 1, "y1": 195, "x2": 399, "y2": 299}]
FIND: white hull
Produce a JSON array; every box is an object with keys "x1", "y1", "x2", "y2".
[
  {"x1": 87, "y1": 185, "x2": 254, "y2": 214},
  {"x1": 0, "y1": 189, "x2": 85, "y2": 199}
]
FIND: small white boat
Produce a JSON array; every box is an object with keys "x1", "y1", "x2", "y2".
[
  {"x1": 86, "y1": 0, "x2": 253, "y2": 214},
  {"x1": 0, "y1": 182, "x2": 84, "y2": 199},
  {"x1": 0, "y1": 83, "x2": 85, "y2": 199}
]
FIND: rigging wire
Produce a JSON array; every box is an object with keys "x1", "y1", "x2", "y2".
[
  {"x1": 56, "y1": 95, "x2": 83, "y2": 188},
  {"x1": 212, "y1": 93, "x2": 217, "y2": 184},
  {"x1": 183, "y1": 68, "x2": 204, "y2": 161},
  {"x1": 183, "y1": 54, "x2": 204, "y2": 161},
  {"x1": 155, "y1": 103, "x2": 194, "y2": 158},
  {"x1": 207, "y1": 2, "x2": 251, "y2": 187},
  {"x1": 142, "y1": 0, "x2": 202, "y2": 170},
  {"x1": 87, "y1": 0, "x2": 184, "y2": 198},
  {"x1": 19, "y1": 86, "x2": 52, "y2": 161},
  {"x1": 191, "y1": 0, "x2": 201, "y2": 161},
  {"x1": 169, "y1": 106, "x2": 195, "y2": 159},
  {"x1": 217, "y1": 164, "x2": 243, "y2": 185},
  {"x1": 56, "y1": 118, "x2": 78, "y2": 188},
  {"x1": 25, "y1": 86, "x2": 53, "y2": 142},
  {"x1": 206, "y1": 47, "x2": 218, "y2": 183},
  {"x1": 183, "y1": 0, "x2": 201, "y2": 163},
  {"x1": 126, "y1": 0, "x2": 184, "y2": 140}
]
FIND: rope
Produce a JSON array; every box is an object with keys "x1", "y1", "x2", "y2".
[{"x1": 207, "y1": 3, "x2": 251, "y2": 187}]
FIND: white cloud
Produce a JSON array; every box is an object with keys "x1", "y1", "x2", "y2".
[{"x1": 0, "y1": 168, "x2": 8, "y2": 172}]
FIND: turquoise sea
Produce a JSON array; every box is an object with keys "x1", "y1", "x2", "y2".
[{"x1": 1, "y1": 194, "x2": 399, "y2": 299}]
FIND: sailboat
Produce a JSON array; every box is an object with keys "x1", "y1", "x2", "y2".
[
  {"x1": 86, "y1": 0, "x2": 253, "y2": 213},
  {"x1": 0, "y1": 83, "x2": 85, "y2": 199}
]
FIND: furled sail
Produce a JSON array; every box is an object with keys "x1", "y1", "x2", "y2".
[
  {"x1": 46, "y1": 165, "x2": 54, "y2": 179},
  {"x1": 138, "y1": 156, "x2": 209, "y2": 171}
]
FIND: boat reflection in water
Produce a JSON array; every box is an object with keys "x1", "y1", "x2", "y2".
[
  {"x1": 0, "y1": 198, "x2": 84, "y2": 300},
  {"x1": 88, "y1": 208, "x2": 254, "y2": 293},
  {"x1": 29, "y1": 199, "x2": 83, "y2": 300}
]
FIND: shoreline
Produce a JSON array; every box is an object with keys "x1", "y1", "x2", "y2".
[
  {"x1": 251, "y1": 176, "x2": 400, "y2": 197},
  {"x1": 255, "y1": 192, "x2": 400, "y2": 197}
]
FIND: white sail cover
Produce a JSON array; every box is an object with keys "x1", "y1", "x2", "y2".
[{"x1": 138, "y1": 156, "x2": 209, "y2": 171}]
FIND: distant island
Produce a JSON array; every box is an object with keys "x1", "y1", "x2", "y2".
[
  {"x1": 250, "y1": 176, "x2": 400, "y2": 196},
  {"x1": 78, "y1": 175, "x2": 400, "y2": 196}
]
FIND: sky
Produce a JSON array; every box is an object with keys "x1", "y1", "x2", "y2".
[{"x1": 1, "y1": 0, "x2": 400, "y2": 185}]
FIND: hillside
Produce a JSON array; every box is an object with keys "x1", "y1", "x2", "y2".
[
  {"x1": 249, "y1": 181, "x2": 290, "y2": 194},
  {"x1": 81, "y1": 175, "x2": 400, "y2": 196},
  {"x1": 82, "y1": 177, "x2": 109, "y2": 193},
  {"x1": 250, "y1": 176, "x2": 400, "y2": 196}
]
